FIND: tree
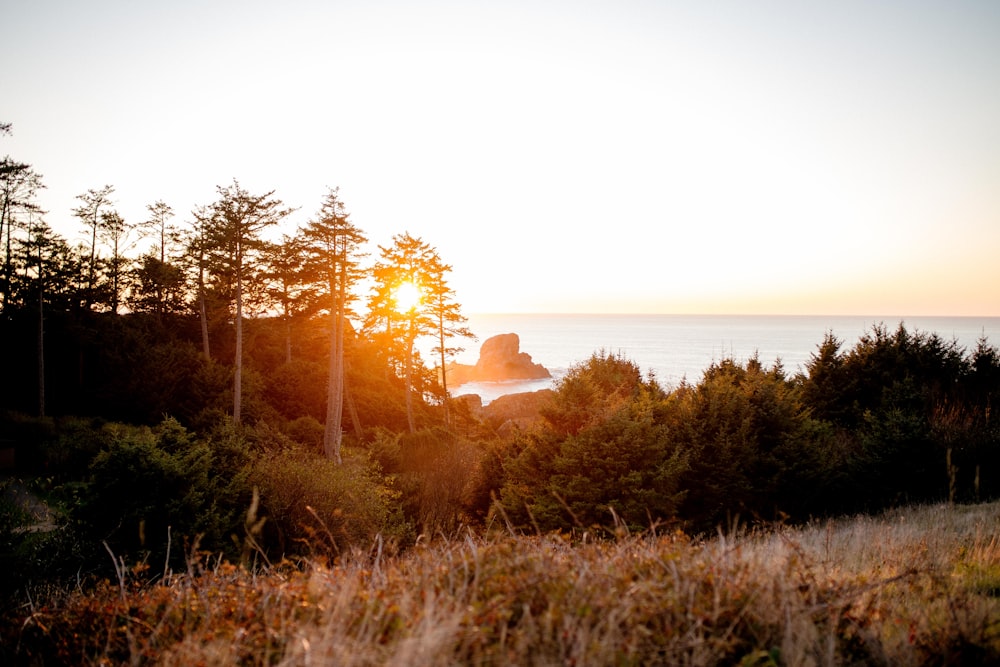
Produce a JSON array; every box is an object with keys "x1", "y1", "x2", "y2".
[
  {"x1": 203, "y1": 181, "x2": 292, "y2": 425},
  {"x1": 132, "y1": 200, "x2": 183, "y2": 318},
  {"x1": 261, "y1": 235, "x2": 312, "y2": 365},
  {"x1": 14, "y1": 216, "x2": 80, "y2": 416},
  {"x1": 365, "y1": 233, "x2": 442, "y2": 433},
  {"x1": 72, "y1": 185, "x2": 115, "y2": 309},
  {"x1": 1, "y1": 124, "x2": 45, "y2": 314},
  {"x1": 128, "y1": 251, "x2": 188, "y2": 317},
  {"x1": 671, "y1": 356, "x2": 827, "y2": 530},
  {"x1": 299, "y1": 188, "x2": 367, "y2": 463},
  {"x1": 424, "y1": 261, "x2": 474, "y2": 426},
  {"x1": 187, "y1": 205, "x2": 214, "y2": 360},
  {"x1": 97, "y1": 209, "x2": 135, "y2": 314},
  {"x1": 500, "y1": 353, "x2": 687, "y2": 532},
  {"x1": 140, "y1": 200, "x2": 176, "y2": 264}
]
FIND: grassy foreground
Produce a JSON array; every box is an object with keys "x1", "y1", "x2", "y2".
[{"x1": 5, "y1": 502, "x2": 1000, "y2": 666}]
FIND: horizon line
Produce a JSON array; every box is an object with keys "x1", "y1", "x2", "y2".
[{"x1": 465, "y1": 312, "x2": 1000, "y2": 319}]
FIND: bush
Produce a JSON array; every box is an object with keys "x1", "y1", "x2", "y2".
[
  {"x1": 387, "y1": 428, "x2": 484, "y2": 535},
  {"x1": 75, "y1": 419, "x2": 250, "y2": 566},
  {"x1": 283, "y1": 415, "x2": 325, "y2": 451},
  {"x1": 249, "y1": 447, "x2": 410, "y2": 560},
  {"x1": 500, "y1": 352, "x2": 687, "y2": 533},
  {"x1": 671, "y1": 356, "x2": 828, "y2": 532}
]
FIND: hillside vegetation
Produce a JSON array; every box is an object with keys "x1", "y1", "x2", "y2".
[{"x1": 5, "y1": 501, "x2": 1000, "y2": 665}]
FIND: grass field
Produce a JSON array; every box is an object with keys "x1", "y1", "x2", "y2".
[{"x1": 5, "y1": 501, "x2": 1000, "y2": 665}]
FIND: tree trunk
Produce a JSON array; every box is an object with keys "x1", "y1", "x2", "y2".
[
  {"x1": 199, "y1": 292, "x2": 210, "y2": 359},
  {"x1": 404, "y1": 325, "x2": 417, "y2": 434},
  {"x1": 198, "y1": 255, "x2": 211, "y2": 360},
  {"x1": 87, "y1": 215, "x2": 97, "y2": 309},
  {"x1": 345, "y1": 380, "x2": 363, "y2": 437},
  {"x1": 324, "y1": 296, "x2": 344, "y2": 464},
  {"x1": 284, "y1": 316, "x2": 292, "y2": 365},
  {"x1": 1, "y1": 196, "x2": 10, "y2": 314},
  {"x1": 438, "y1": 314, "x2": 450, "y2": 427},
  {"x1": 233, "y1": 259, "x2": 243, "y2": 425},
  {"x1": 36, "y1": 239, "x2": 45, "y2": 418}
]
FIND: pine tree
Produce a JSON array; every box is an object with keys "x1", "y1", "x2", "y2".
[
  {"x1": 365, "y1": 233, "x2": 466, "y2": 432},
  {"x1": 203, "y1": 180, "x2": 292, "y2": 425},
  {"x1": 424, "y1": 260, "x2": 474, "y2": 426},
  {"x1": 300, "y1": 188, "x2": 367, "y2": 463}
]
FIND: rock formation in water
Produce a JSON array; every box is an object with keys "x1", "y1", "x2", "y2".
[
  {"x1": 451, "y1": 388, "x2": 555, "y2": 436},
  {"x1": 484, "y1": 388, "x2": 555, "y2": 435},
  {"x1": 446, "y1": 333, "x2": 551, "y2": 385}
]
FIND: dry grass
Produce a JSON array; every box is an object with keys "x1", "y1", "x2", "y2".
[{"x1": 6, "y1": 501, "x2": 1000, "y2": 666}]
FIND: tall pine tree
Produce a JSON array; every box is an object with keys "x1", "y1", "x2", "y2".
[{"x1": 300, "y1": 187, "x2": 367, "y2": 463}]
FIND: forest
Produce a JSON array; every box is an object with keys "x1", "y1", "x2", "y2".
[{"x1": 3, "y1": 123, "x2": 1000, "y2": 663}]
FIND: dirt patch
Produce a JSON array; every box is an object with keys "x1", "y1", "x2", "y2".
[{"x1": 2, "y1": 475, "x2": 58, "y2": 533}]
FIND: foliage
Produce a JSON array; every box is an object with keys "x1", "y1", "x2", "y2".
[
  {"x1": 371, "y1": 427, "x2": 485, "y2": 536},
  {"x1": 248, "y1": 446, "x2": 410, "y2": 560},
  {"x1": 801, "y1": 323, "x2": 1000, "y2": 510},
  {"x1": 364, "y1": 232, "x2": 470, "y2": 433},
  {"x1": 500, "y1": 352, "x2": 688, "y2": 533},
  {"x1": 5, "y1": 501, "x2": 1000, "y2": 666},
  {"x1": 298, "y1": 188, "x2": 368, "y2": 461},
  {"x1": 670, "y1": 356, "x2": 831, "y2": 532},
  {"x1": 74, "y1": 419, "x2": 251, "y2": 566}
]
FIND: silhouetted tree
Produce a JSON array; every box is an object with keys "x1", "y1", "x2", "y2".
[
  {"x1": 424, "y1": 260, "x2": 474, "y2": 426},
  {"x1": 132, "y1": 200, "x2": 183, "y2": 317},
  {"x1": 97, "y1": 209, "x2": 135, "y2": 314},
  {"x1": 0, "y1": 140, "x2": 45, "y2": 314},
  {"x1": 261, "y1": 235, "x2": 311, "y2": 365},
  {"x1": 203, "y1": 180, "x2": 292, "y2": 424},
  {"x1": 72, "y1": 185, "x2": 115, "y2": 309},
  {"x1": 187, "y1": 205, "x2": 214, "y2": 360},
  {"x1": 299, "y1": 188, "x2": 367, "y2": 462},
  {"x1": 366, "y1": 233, "x2": 442, "y2": 433}
]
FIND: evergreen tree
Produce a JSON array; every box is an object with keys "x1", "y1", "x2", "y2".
[
  {"x1": 131, "y1": 200, "x2": 184, "y2": 318},
  {"x1": 0, "y1": 144, "x2": 45, "y2": 314},
  {"x1": 424, "y1": 259, "x2": 475, "y2": 426},
  {"x1": 261, "y1": 235, "x2": 312, "y2": 365},
  {"x1": 187, "y1": 205, "x2": 215, "y2": 360},
  {"x1": 97, "y1": 209, "x2": 135, "y2": 314},
  {"x1": 72, "y1": 185, "x2": 115, "y2": 309},
  {"x1": 299, "y1": 188, "x2": 367, "y2": 462},
  {"x1": 203, "y1": 180, "x2": 292, "y2": 424},
  {"x1": 365, "y1": 233, "x2": 441, "y2": 433}
]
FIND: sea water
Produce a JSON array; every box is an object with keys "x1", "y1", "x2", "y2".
[{"x1": 436, "y1": 314, "x2": 1000, "y2": 404}]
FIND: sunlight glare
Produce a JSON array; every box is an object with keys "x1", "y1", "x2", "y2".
[{"x1": 393, "y1": 280, "x2": 422, "y2": 313}]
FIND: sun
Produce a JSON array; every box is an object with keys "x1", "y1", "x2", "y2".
[{"x1": 393, "y1": 280, "x2": 423, "y2": 313}]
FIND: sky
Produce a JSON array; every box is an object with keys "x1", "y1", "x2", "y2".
[{"x1": 3, "y1": 0, "x2": 999, "y2": 316}]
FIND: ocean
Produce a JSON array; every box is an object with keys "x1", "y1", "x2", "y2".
[{"x1": 438, "y1": 314, "x2": 1000, "y2": 404}]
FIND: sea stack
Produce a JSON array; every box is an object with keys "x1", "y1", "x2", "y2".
[{"x1": 446, "y1": 333, "x2": 551, "y2": 384}]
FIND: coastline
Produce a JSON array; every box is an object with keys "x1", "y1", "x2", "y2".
[{"x1": 442, "y1": 313, "x2": 1000, "y2": 403}]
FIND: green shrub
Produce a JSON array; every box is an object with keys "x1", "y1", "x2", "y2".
[
  {"x1": 75, "y1": 418, "x2": 250, "y2": 565},
  {"x1": 283, "y1": 415, "x2": 325, "y2": 451},
  {"x1": 500, "y1": 352, "x2": 687, "y2": 533},
  {"x1": 249, "y1": 448, "x2": 410, "y2": 560}
]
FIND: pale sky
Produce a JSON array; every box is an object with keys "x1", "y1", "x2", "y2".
[{"x1": 3, "y1": 0, "x2": 999, "y2": 315}]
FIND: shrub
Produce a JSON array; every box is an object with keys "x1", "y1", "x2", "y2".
[
  {"x1": 283, "y1": 415, "x2": 325, "y2": 451},
  {"x1": 500, "y1": 352, "x2": 687, "y2": 533},
  {"x1": 249, "y1": 447, "x2": 410, "y2": 560},
  {"x1": 394, "y1": 428, "x2": 484, "y2": 535},
  {"x1": 75, "y1": 419, "x2": 250, "y2": 566},
  {"x1": 672, "y1": 356, "x2": 827, "y2": 532}
]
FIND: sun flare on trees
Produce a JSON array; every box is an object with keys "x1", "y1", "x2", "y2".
[{"x1": 393, "y1": 280, "x2": 423, "y2": 313}]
